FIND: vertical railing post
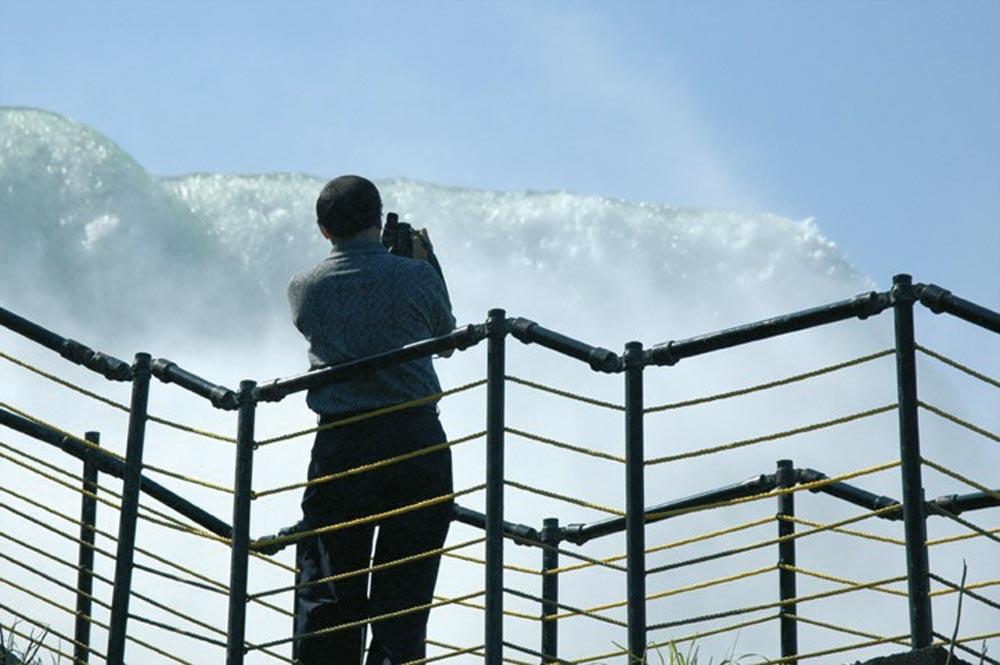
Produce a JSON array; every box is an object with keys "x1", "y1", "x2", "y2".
[
  {"x1": 892, "y1": 273, "x2": 933, "y2": 648},
  {"x1": 226, "y1": 380, "x2": 257, "y2": 665},
  {"x1": 73, "y1": 431, "x2": 100, "y2": 665},
  {"x1": 540, "y1": 517, "x2": 560, "y2": 664},
  {"x1": 485, "y1": 309, "x2": 508, "y2": 665},
  {"x1": 107, "y1": 352, "x2": 151, "y2": 665},
  {"x1": 624, "y1": 341, "x2": 646, "y2": 664},
  {"x1": 776, "y1": 459, "x2": 798, "y2": 665}
]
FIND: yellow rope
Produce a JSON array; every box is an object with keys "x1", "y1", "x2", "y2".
[
  {"x1": 922, "y1": 457, "x2": 1000, "y2": 502},
  {"x1": 141, "y1": 462, "x2": 235, "y2": 494},
  {"x1": 550, "y1": 515, "x2": 775, "y2": 576},
  {"x1": 928, "y1": 527, "x2": 1000, "y2": 547},
  {"x1": 253, "y1": 431, "x2": 485, "y2": 499},
  {"x1": 0, "y1": 399, "x2": 125, "y2": 459},
  {"x1": 929, "y1": 578, "x2": 1000, "y2": 598},
  {"x1": 505, "y1": 427, "x2": 625, "y2": 463},
  {"x1": 645, "y1": 349, "x2": 895, "y2": 414},
  {"x1": 646, "y1": 404, "x2": 898, "y2": 465},
  {"x1": 786, "y1": 613, "x2": 909, "y2": 646},
  {"x1": 916, "y1": 344, "x2": 1000, "y2": 389},
  {"x1": 779, "y1": 514, "x2": 905, "y2": 546},
  {"x1": 407, "y1": 641, "x2": 487, "y2": 665},
  {"x1": 432, "y1": 594, "x2": 539, "y2": 621},
  {"x1": 919, "y1": 401, "x2": 1000, "y2": 443},
  {"x1": 259, "y1": 484, "x2": 486, "y2": 548},
  {"x1": 443, "y1": 550, "x2": 541, "y2": 576},
  {"x1": 506, "y1": 375, "x2": 624, "y2": 411},
  {"x1": 252, "y1": 537, "x2": 486, "y2": 598},
  {"x1": 504, "y1": 479, "x2": 625, "y2": 516},
  {"x1": 645, "y1": 460, "x2": 901, "y2": 521},
  {"x1": 0, "y1": 350, "x2": 237, "y2": 442},
  {"x1": 780, "y1": 564, "x2": 908, "y2": 598},
  {"x1": 255, "y1": 379, "x2": 487, "y2": 447},
  {"x1": 552, "y1": 565, "x2": 776, "y2": 621},
  {"x1": 754, "y1": 633, "x2": 911, "y2": 665}
]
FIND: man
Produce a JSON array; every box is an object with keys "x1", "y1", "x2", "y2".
[{"x1": 287, "y1": 175, "x2": 456, "y2": 664}]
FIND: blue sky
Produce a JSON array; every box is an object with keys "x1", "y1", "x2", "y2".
[{"x1": 2, "y1": 0, "x2": 998, "y2": 302}]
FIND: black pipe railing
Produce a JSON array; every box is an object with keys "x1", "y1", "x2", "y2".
[
  {"x1": 226, "y1": 381, "x2": 257, "y2": 665},
  {"x1": 0, "y1": 405, "x2": 233, "y2": 538},
  {"x1": 623, "y1": 340, "x2": 646, "y2": 663},
  {"x1": 508, "y1": 317, "x2": 621, "y2": 373},
  {"x1": 540, "y1": 517, "x2": 560, "y2": 664},
  {"x1": 645, "y1": 290, "x2": 892, "y2": 367},
  {"x1": 797, "y1": 468, "x2": 902, "y2": 518},
  {"x1": 776, "y1": 459, "x2": 798, "y2": 665},
  {"x1": 0, "y1": 305, "x2": 132, "y2": 380},
  {"x1": 253, "y1": 324, "x2": 486, "y2": 403},
  {"x1": 151, "y1": 358, "x2": 238, "y2": 410},
  {"x1": 73, "y1": 431, "x2": 100, "y2": 665},
  {"x1": 918, "y1": 283, "x2": 1000, "y2": 334},
  {"x1": 485, "y1": 309, "x2": 508, "y2": 664}
]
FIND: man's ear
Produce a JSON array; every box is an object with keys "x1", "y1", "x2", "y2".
[{"x1": 318, "y1": 222, "x2": 332, "y2": 240}]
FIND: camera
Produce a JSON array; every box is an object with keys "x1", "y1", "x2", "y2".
[{"x1": 381, "y1": 212, "x2": 444, "y2": 279}]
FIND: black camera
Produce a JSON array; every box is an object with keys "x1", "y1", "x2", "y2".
[{"x1": 381, "y1": 212, "x2": 444, "y2": 279}]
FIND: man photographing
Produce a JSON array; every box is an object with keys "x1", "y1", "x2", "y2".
[{"x1": 287, "y1": 175, "x2": 456, "y2": 664}]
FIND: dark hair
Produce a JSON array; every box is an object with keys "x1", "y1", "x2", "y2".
[{"x1": 315, "y1": 175, "x2": 382, "y2": 237}]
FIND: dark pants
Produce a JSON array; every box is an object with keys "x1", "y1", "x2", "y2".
[{"x1": 296, "y1": 407, "x2": 453, "y2": 665}]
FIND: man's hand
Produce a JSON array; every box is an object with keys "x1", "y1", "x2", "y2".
[{"x1": 412, "y1": 229, "x2": 433, "y2": 263}]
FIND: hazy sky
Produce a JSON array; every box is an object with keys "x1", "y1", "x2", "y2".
[{"x1": 1, "y1": 0, "x2": 998, "y2": 301}]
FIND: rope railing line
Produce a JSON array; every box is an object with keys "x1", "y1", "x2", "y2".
[
  {"x1": 753, "y1": 633, "x2": 912, "y2": 665},
  {"x1": 405, "y1": 642, "x2": 487, "y2": 665},
  {"x1": 916, "y1": 344, "x2": 1000, "y2": 389},
  {"x1": 551, "y1": 515, "x2": 775, "y2": 576},
  {"x1": 551, "y1": 565, "x2": 777, "y2": 622},
  {"x1": 928, "y1": 573, "x2": 1000, "y2": 610},
  {"x1": 926, "y1": 502, "x2": 1000, "y2": 546},
  {"x1": 0, "y1": 350, "x2": 237, "y2": 442},
  {"x1": 646, "y1": 459, "x2": 901, "y2": 522},
  {"x1": 922, "y1": 457, "x2": 1000, "y2": 502},
  {"x1": 645, "y1": 404, "x2": 898, "y2": 465},
  {"x1": 505, "y1": 427, "x2": 625, "y2": 464},
  {"x1": 786, "y1": 613, "x2": 908, "y2": 647},
  {"x1": 931, "y1": 632, "x2": 1000, "y2": 665},
  {"x1": 0, "y1": 607, "x2": 105, "y2": 663},
  {"x1": 502, "y1": 640, "x2": 574, "y2": 664},
  {"x1": 646, "y1": 572, "x2": 909, "y2": 632},
  {"x1": 779, "y1": 514, "x2": 904, "y2": 546},
  {"x1": 504, "y1": 479, "x2": 625, "y2": 517},
  {"x1": 442, "y1": 550, "x2": 541, "y2": 576},
  {"x1": 141, "y1": 461, "x2": 236, "y2": 494},
  {"x1": 780, "y1": 564, "x2": 908, "y2": 598},
  {"x1": 644, "y1": 348, "x2": 895, "y2": 414},
  {"x1": 129, "y1": 612, "x2": 229, "y2": 649},
  {"x1": 257, "y1": 484, "x2": 486, "y2": 549},
  {"x1": 253, "y1": 431, "x2": 486, "y2": 499},
  {"x1": 255, "y1": 379, "x2": 488, "y2": 447},
  {"x1": 249, "y1": 590, "x2": 487, "y2": 651},
  {"x1": 928, "y1": 527, "x2": 1000, "y2": 547},
  {"x1": 505, "y1": 375, "x2": 624, "y2": 411},
  {"x1": 502, "y1": 587, "x2": 627, "y2": 628},
  {"x1": 648, "y1": 504, "x2": 901, "y2": 576},
  {"x1": 434, "y1": 594, "x2": 539, "y2": 622},
  {"x1": 250, "y1": 537, "x2": 486, "y2": 599},
  {"x1": 0, "y1": 398, "x2": 125, "y2": 460},
  {"x1": 919, "y1": 401, "x2": 1000, "y2": 443}
]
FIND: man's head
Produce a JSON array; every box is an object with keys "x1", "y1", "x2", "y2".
[{"x1": 315, "y1": 175, "x2": 382, "y2": 239}]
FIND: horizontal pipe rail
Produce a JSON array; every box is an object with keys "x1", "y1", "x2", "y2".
[
  {"x1": 0, "y1": 306, "x2": 132, "y2": 381},
  {"x1": 930, "y1": 489, "x2": 1000, "y2": 515},
  {"x1": 0, "y1": 406, "x2": 232, "y2": 539},
  {"x1": 151, "y1": 358, "x2": 239, "y2": 410},
  {"x1": 797, "y1": 468, "x2": 902, "y2": 519},
  {"x1": 253, "y1": 324, "x2": 486, "y2": 403},
  {"x1": 508, "y1": 318, "x2": 621, "y2": 372},
  {"x1": 919, "y1": 284, "x2": 1000, "y2": 334},
  {"x1": 645, "y1": 290, "x2": 892, "y2": 366}
]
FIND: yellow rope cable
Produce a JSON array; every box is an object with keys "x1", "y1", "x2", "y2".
[
  {"x1": 443, "y1": 550, "x2": 541, "y2": 576},
  {"x1": 786, "y1": 613, "x2": 909, "y2": 647},
  {"x1": 0, "y1": 399, "x2": 125, "y2": 460},
  {"x1": 922, "y1": 457, "x2": 1000, "y2": 502},
  {"x1": 0, "y1": 350, "x2": 237, "y2": 443},
  {"x1": 552, "y1": 565, "x2": 776, "y2": 621},
  {"x1": 253, "y1": 431, "x2": 486, "y2": 499},
  {"x1": 916, "y1": 345, "x2": 1000, "y2": 389},
  {"x1": 505, "y1": 375, "x2": 624, "y2": 411},
  {"x1": 645, "y1": 460, "x2": 901, "y2": 521},
  {"x1": 778, "y1": 514, "x2": 904, "y2": 546},
  {"x1": 645, "y1": 349, "x2": 895, "y2": 414},
  {"x1": 505, "y1": 427, "x2": 625, "y2": 464},
  {"x1": 919, "y1": 401, "x2": 1000, "y2": 443},
  {"x1": 141, "y1": 462, "x2": 235, "y2": 494},
  {"x1": 550, "y1": 515, "x2": 775, "y2": 576},
  {"x1": 504, "y1": 479, "x2": 625, "y2": 516},
  {"x1": 410, "y1": 641, "x2": 487, "y2": 665},
  {"x1": 255, "y1": 379, "x2": 487, "y2": 447},
  {"x1": 432, "y1": 594, "x2": 539, "y2": 621},
  {"x1": 260, "y1": 484, "x2": 486, "y2": 548},
  {"x1": 646, "y1": 404, "x2": 898, "y2": 465},
  {"x1": 753, "y1": 633, "x2": 912, "y2": 665},
  {"x1": 252, "y1": 537, "x2": 486, "y2": 598},
  {"x1": 929, "y1": 579, "x2": 1000, "y2": 598},
  {"x1": 780, "y1": 564, "x2": 908, "y2": 598},
  {"x1": 928, "y1": 527, "x2": 1000, "y2": 547}
]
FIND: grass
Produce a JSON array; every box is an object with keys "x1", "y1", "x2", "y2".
[{"x1": 0, "y1": 622, "x2": 59, "y2": 665}]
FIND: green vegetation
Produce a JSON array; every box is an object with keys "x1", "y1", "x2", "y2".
[{"x1": 0, "y1": 622, "x2": 57, "y2": 665}]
